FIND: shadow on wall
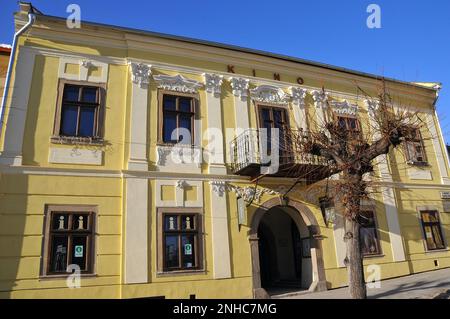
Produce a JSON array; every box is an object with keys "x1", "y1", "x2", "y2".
[
  {"x1": 0, "y1": 49, "x2": 45, "y2": 297},
  {"x1": 0, "y1": 173, "x2": 30, "y2": 298}
]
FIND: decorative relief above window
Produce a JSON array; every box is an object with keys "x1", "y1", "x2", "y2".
[
  {"x1": 250, "y1": 85, "x2": 290, "y2": 105},
  {"x1": 153, "y1": 74, "x2": 203, "y2": 94},
  {"x1": 203, "y1": 73, "x2": 223, "y2": 96},
  {"x1": 330, "y1": 100, "x2": 358, "y2": 116}
]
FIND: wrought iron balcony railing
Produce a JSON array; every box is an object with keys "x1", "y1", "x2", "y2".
[{"x1": 230, "y1": 129, "x2": 331, "y2": 180}]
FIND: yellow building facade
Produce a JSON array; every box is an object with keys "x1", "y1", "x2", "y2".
[{"x1": 1, "y1": 3, "x2": 450, "y2": 299}]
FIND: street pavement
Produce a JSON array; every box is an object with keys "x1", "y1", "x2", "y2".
[{"x1": 274, "y1": 267, "x2": 450, "y2": 299}]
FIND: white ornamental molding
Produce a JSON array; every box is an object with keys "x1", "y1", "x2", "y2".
[
  {"x1": 229, "y1": 77, "x2": 250, "y2": 99},
  {"x1": 203, "y1": 73, "x2": 223, "y2": 96},
  {"x1": 80, "y1": 60, "x2": 94, "y2": 69},
  {"x1": 365, "y1": 99, "x2": 380, "y2": 117},
  {"x1": 330, "y1": 100, "x2": 358, "y2": 116},
  {"x1": 290, "y1": 87, "x2": 308, "y2": 108},
  {"x1": 250, "y1": 85, "x2": 291, "y2": 105},
  {"x1": 311, "y1": 90, "x2": 329, "y2": 109},
  {"x1": 176, "y1": 180, "x2": 187, "y2": 189},
  {"x1": 209, "y1": 180, "x2": 227, "y2": 197},
  {"x1": 153, "y1": 74, "x2": 203, "y2": 93},
  {"x1": 130, "y1": 62, "x2": 152, "y2": 87},
  {"x1": 228, "y1": 185, "x2": 279, "y2": 203}
]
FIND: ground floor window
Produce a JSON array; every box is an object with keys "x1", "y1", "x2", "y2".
[
  {"x1": 158, "y1": 208, "x2": 203, "y2": 272},
  {"x1": 358, "y1": 210, "x2": 381, "y2": 256},
  {"x1": 42, "y1": 205, "x2": 96, "y2": 276},
  {"x1": 420, "y1": 211, "x2": 445, "y2": 250}
]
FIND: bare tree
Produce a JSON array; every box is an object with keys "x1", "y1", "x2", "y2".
[{"x1": 283, "y1": 80, "x2": 422, "y2": 298}]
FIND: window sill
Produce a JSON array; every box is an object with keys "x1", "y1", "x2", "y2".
[
  {"x1": 156, "y1": 142, "x2": 198, "y2": 148},
  {"x1": 424, "y1": 248, "x2": 449, "y2": 254},
  {"x1": 50, "y1": 136, "x2": 105, "y2": 146},
  {"x1": 156, "y1": 269, "x2": 206, "y2": 277},
  {"x1": 406, "y1": 161, "x2": 430, "y2": 167},
  {"x1": 39, "y1": 273, "x2": 97, "y2": 281},
  {"x1": 363, "y1": 253, "x2": 385, "y2": 259}
]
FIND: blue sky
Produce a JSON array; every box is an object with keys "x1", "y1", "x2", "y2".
[{"x1": 1, "y1": 0, "x2": 449, "y2": 143}]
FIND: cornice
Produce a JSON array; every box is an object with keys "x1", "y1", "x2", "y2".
[{"x1": 21, "y1": 17, "x2": 436, "y2": 105}]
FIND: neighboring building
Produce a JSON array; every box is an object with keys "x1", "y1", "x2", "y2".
[
  {"x1": 1, "y1": 3, "x2": 450, "y2": 299},
  {"x1": 0, "y1": 44, "x2": 11, "y2": 92}
]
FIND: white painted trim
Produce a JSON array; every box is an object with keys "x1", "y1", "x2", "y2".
[
  {"x1": 124, "y1": 177, "x2": 148, "y2": 284},
  {"x1": 332, "y1": 211, "x2": 347, "y2": 268},
  {"x1": 290, "y1": 87, "x2": 308, "y2": 131},
  {"x1": 381, "y1": 186, "x2": 406, "y2": 261},
  {"x1": 204, "y1": 74, "x2": 226, "y2": 171},
  {"x1": 425, "y1": 112, "x2": 450, "y2": 184},
  {"x1": 0, "y1": 49, "x2": 36, "y2": 166},
  {"x1": 209, "y1": 181, "x2": 232, "y2": 279},
  {"x1": 229, "y1": 77, "x2": 250, "y2": 137},
  {"x1": 128, "y1": 62, "x2": 151, "y2": 170}
]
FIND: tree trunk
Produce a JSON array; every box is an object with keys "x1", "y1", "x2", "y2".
[
  {"x1": 344, "y1": 208, "x2": 367, "y2": 299},
  {"x1": 341, "y1": 171, "x2": 368, "y2": 299}
]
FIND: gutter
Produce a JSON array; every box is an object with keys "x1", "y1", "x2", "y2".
[{"x1": 0, "y1": 12, "x2": 36, "y2": 137}]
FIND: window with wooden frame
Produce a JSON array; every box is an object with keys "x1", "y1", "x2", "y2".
[
  {"x1": 53, "y1": 80, "x2": 105, "y2": 142},
  {"x1": 257, "y1": 104, "x2": 292, "y2": 163},
  {"x1": 42, "y1": 205, "x2": 96, "y2": 276},
  {"x1": 157, "y1": 208, "x2": 203, "y2": 273},
  {"x1": 420, "y1": 210, "x2": 446, "y2": 251},
  {"x1": 336, "y1": 115, "x2": 361, "y2": 136},
  {"x1": 404, "y1": 128, "x2": 427, "y2": 165},
  {"x1": 158, "y1": 91, "x2": 196, "y2": 145},
  {"x1": 358, "y1": 210, "x2": 382, "y2": 256}
]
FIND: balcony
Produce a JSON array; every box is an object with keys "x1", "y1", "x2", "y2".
[{"x1": 230, "y1": 129, "x2": 332, "y2": 182}]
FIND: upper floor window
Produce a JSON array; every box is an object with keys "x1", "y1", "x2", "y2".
[
  {"x1": 420, "y1": 211, "x2": 445, "y2": 251},
  {"x1": 258, "y1": 105, "x2": 291, "y2": 162},
  {"x1": 404, "y1": 128, "x2": 427, "y2": 164},
  {"x1": 53, "y1": 80, "x2": 105, "y2": 142},
  {"x1": 358, "y1": 210, "x2": 381, "y2": 256},
  {"x1": 158, "y1": 91, "x2": 196, "y2": 145},
  {"x1": 42, "y1": 205, "x2": 96, "y2": 276},
  {"x1": 337, "y1": 115, "x2": 361, "y2": 135}
]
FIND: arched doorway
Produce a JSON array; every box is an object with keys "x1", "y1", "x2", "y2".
[{"x1": 249, "y1": 198, "x2": 327, "y2": 298}]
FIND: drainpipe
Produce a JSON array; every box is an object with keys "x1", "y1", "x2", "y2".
[{"x1": 0, "y1": 12, "x2": 36, "y2": 138}]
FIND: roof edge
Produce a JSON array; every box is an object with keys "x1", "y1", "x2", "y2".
[{"x1": 17, "y1": 2, "x2": 440, "y2": 92}]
